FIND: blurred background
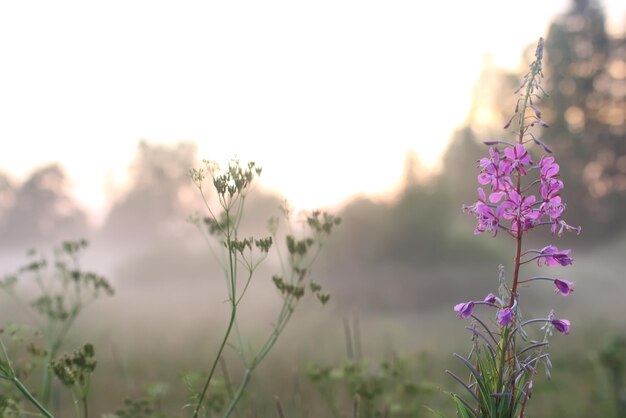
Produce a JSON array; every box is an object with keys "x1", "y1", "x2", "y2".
[{"x1": 0, "y1": 0, "x2": 625, "y2": 416}]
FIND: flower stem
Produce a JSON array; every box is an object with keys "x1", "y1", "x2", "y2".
[
  {"x1": 13, "y1": 377, "x2": 55, "y2": 418},
  {"x1": 192, "y1": 305, "x2": 237, "y2": 418},
  {"x1": 223, "y1": 368, "x2": 251, "y2": 418},
  {"x1": 193, "y1": 211, "x2": 239, "y2": 418},
  {"x1": 508, "y1": 39, "x2": 541, "y2": 308}
]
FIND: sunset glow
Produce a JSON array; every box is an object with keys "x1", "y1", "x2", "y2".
[{"x1": 1, "y1": 0, "x2": 624, "y2": 222}]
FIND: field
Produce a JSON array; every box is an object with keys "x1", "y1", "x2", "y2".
[{"x1": 1, "y1": 227, "x2": 625, "y2": 418}]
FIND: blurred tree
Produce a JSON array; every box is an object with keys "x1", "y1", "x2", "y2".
[
  {"x1": 100, "y1": 140, "x2": 200, "y2": 249},
  {"x1": 466, "y1": 56, "x2": 520, "y2": 137},
  {"x1": 439, "y1": 126, "x2": 485, "y2": 216},
  {"x1": 0, "y1": 171, "x2": 15, "y2": 227},
  {"x1": 439, "y1": 60, "x2": 520, "y2": 224},
  {"x1": 543, "y1": 0, "x2": 626, "y2": 238},
  {"x1": 0, "y1": 164, "x2": 89, "y2": 248},
  {"x1": 441, "y1": 0, "x2": 626, "y2": 241}
]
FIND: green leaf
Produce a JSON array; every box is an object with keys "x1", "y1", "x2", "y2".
[{"x1": 451, "y1": 394, "x2": 477, "y2": 418}]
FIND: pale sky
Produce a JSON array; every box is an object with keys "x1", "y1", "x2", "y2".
[{"x1": 1, "y1": 1, "x2": 624, "y2": 223}]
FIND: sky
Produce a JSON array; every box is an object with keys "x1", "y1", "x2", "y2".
[{"x1": 1, "y1": 0, "x2": 624, "y2": 223}]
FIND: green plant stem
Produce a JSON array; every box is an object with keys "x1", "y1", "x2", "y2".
[
  {"x1": 193, "y1": 304, "x2": 238, "y2": 418},
  {"x1": 41, "y1": 340, "x2": 55, "y2": 406},
  {"x1": 508, "y1": 82, "x2": 531, "y2": 308},
  {"x1": 41, "y1": 306, "x2": 81, "y2": 406},
  {"x1": 221, "y1": 295, "x2": 296, "y2": 418},
  {"x1": 83, "y1": 394, "x2": 89, "y2": 418},
  {"x1": 0, "y1": 326, "x2": 54, "y2": 418},
  {"x1": 223, "y1": 369, "x2": 251, "y2": 418},
  {"x1": 505, "y1": 59, "x2": 540, "y2": 417},
  {"x1": 12, "y1": 377, "x2": 55, "y2": 418},
  {"x1": 320, "y1": 388, "x2": 342, "y2": 418},
  {"x1": 80, "y1": 380, "x2": 90, "y2": 418},
  {"x1": 219, "y1": 231, "x2": 322, "y2": 417},
  {"x1": 71, "y1": 392, "x2": 81, "y2": 418},
  {"x1": 193, "y1": 213, "x2": 238, "y2": 418},
  {"x1": 518, "y1": 326, "x2": 550, "y2": 418}
]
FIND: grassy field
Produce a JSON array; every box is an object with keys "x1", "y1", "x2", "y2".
[{"x1": 2, "y1": 233, "x2": 625, "y2": 418}]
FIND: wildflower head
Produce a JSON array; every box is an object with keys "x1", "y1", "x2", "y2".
[
  {"x1": 554, "y1": 279, "x2": 574, "y2": 296},
  {"x1": 551, "y1": 318, "x2": 571, "y2": 335},
  {"x1": 454, "y1": 301, "x2": 475, "y2": 319},
  {"x1": 503, "y1": 144, "x2": 532, "y2": 174},
  {"x1": 537, "y1": 245, "x2": 573, "y2": 267},
  {"x1": 497, "y1": 308, "x2": 514, "y2": 327},
  {"x1": 484, "y1": 293, "x2": 497, "y2": 305},
  {"x1": 450, "y1": 37, "x2": 580, "y2": 418}
]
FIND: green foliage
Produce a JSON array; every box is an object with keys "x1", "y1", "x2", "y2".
[
  {"x1": 51, "y1": 343, "x2": 97, "y2": 418},
  {"x1": 113, "y1": 398, "x2": 159, "y2": 418},
  {"x1": 111, "y1": 382, "x2": 171, "y2": 418},
  {"x1": 307, "y1": 354, "x2": 437, "y2": 418},
  {"x1": 0, "y1": 394, "x2": 21, "y2": 417},
  {"x1": 51, "y1": 343, "x2": 96, "y2": 387},
  {"x1": 188, "y1": 158, "x2": 340, "y2": 418},
  {"x1": 597, "y1": 335, "x2": 626, "y2": 418},
  {"x1": 180, "y1": 370, "x2": 230, "y2": 417},
  {"x1": 0, "y1": 239, "x2": 113, "y2": 416}
]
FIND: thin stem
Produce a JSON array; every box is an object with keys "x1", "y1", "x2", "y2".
[
  {"x1": 508, "y1": 228, "x2": 523, "y2": 309},
  {"x1": 71, "y1": 391, "x2": 81, "y2": 418},
  {"x1": 518, "y1": 276, "x2": 555, "y2": 284},
  {"x1": 12, "y1": 377, "x2": 55, "y2": 418},
  {"x1": 83, "y1": 395, "x2": 89, "y2": 418},
  {"x1": 219, "y1": 356, "x2": 235, "y2": 402},
  {"x1": 41, "y1": 339, "x2": 55, "y2": 406},
  {"x1": 0, "y1": 336, "x2": 15, "y2": 375},
  {"x1": 518, "y1": 343, "x2": 548, "y2": 417},
  {"x1": 235, "y1": 269, "x2": 255, "y2": 306},
  {"x1": 192, "y1": 305, "x2": 237, "y2": 418},
  {"x1": 81, "y1": 378, "x2": 91, "y2": 418},
  {"x1": 193, "y1": 208, "x2": 241, "y2": 418},
  {"x1": 42, "y1": 310, "x2": 79, "y2": 406},
  {"x1": 223, "y1": 369, "x2": 252, "y2": 418},
  {"x1": 220, "y1": 295, "x2": 297, "y2": 417}
]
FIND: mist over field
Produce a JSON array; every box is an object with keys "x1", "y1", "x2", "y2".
[{"x1": 1, "y1": 1, "x2": 625, "y2": 417}]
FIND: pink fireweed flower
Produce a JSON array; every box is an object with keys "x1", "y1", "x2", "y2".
[
  {"x1": 540, "y1": 178, "x2": 564, "y2": 201},
  {"x1": 501, "y1": 190, "x2": 541, "y2": 231},
  {"x1": 539, "y1": 155, "x2": 564, "y2": 200},
  {"x1": 539, "y1": 155, "x2": 560, "y2": 178},
  {"x1": 504, "y1": 144, "x2": 532, "y2": 174},
  {"x1": 478, "y1": 149, "x2": 513, "y2": 196},
  {"x1": 498, "y1": 308, "x2": 514, "y2": 326},
  {"x1": 454, "y1": 301, "x2": 475, "y2": 319},
  {"x1": 484, "y1": 293, "x2": 497, "y2": 305},
  {"x1": 478, "y1": 147, "x2": 501, "y2": 171},
  {"x1": 541, "y1": 195, "x2": 565, "y2": 220},
  {"x1": 537, "y1": 245, "x2": 574, "y2": 267},
  {"x1": 554, "y1": 279, "x2": 574, "y2": 296},
  {"x1": 551, "y1": 219, "x2": 582, "y2": 236},
  {"x1": 475, "y1": 204, "x2": 502, "y2": 236},
  {"x1": 464, "y1": 188, "x2": 503, "y2": 236},
  {"x1": 551, "y1": 318, "x2": 571, "y2": 334}
]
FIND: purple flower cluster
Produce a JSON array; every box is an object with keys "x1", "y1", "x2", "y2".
[
  {"x1": 448, "y1": 38, "x2": 580, "y2": 417},
  {"x1": 454, "y1": 290, "x2": 572, "y2": 333},
  {"x1": 463, "y1": 144, "x2": 580, "y2": 238},
  {"x1": 456, "y1": 81, "x2": 581, "y2": 334}
]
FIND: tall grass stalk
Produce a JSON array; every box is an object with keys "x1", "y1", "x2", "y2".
[{"x1": 189, "y1": 159, "x2": 338, "y2": 418}]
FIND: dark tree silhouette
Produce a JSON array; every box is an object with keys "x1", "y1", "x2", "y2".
[
  {"x1": 543, "y1": 0, "x2": 626, "y2": 237},
  {"x1": 440, "y1": 0, "x2": 626, "y2": 241},
  {"x1": 0, "y1": 164, "x2": 89, "y2": 248},
  {"x1": 100, "y1": 140, "x2": 200, "y2": 249}
]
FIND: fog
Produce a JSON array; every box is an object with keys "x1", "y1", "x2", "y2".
[{"x1": 1, "y1": 1, "x2": 625, "y2": 416}]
